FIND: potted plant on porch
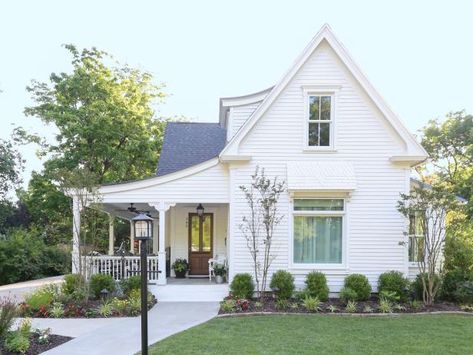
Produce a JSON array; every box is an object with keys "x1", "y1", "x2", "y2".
[
  {"x1": 172, "y1": 258, "x2": 189, "y2": 278},
  {"x1": 213, "y1": 263, "x2": 227, "y2": 284}
]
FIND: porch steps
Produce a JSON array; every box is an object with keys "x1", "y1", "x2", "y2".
[{"x1": 149, "y1": 284, "x2": 229, "y2": 302}]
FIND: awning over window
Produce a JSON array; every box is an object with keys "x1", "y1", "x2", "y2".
[{"x1": 286, "y1": 161, "x2": 357, "y2": 192}]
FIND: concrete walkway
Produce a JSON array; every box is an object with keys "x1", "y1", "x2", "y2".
[
  {"x1": 0, "y1": 276, "x2": 64, "y2": 301},
  {"x1": 37, "y1": 302, "x2": 219, "y2": 355}
]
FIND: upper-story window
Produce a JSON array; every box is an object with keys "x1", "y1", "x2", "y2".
[{"x1": 308, "y1": 95, "x2": 332, "y2": 147}]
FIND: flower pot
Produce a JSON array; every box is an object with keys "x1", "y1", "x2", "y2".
[
  {"x1": 215, "y1": 275, "x2": 224, "y2": 284},
  {"x1": 174, "y1": 270, "x2": 187, "y2": 278}
]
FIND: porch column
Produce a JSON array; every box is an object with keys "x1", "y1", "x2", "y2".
[
  {"x1": 158, "y1": 208, "x2": 166, "y2": 285},
  {"x1": 71, "y1": 195, "x2": 82, "y2": 273},
  {"x1": 152, "y1": 217, "x2": 159, "y2": 254},
  {"x1": 130, "y1": 220, "x2": 135, "y2": 254},
  {"x1": 108, "y1": 214, "x2": 115, "y2": 255},
  {"x1": 149, "y1": 202, "x2": 175, "y2": 285}
]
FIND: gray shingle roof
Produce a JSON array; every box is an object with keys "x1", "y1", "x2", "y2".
[{"x1": 156, "y1": 122, "x2": 227, "y2": 176}]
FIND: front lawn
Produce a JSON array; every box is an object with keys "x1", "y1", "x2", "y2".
[{"x1": 149, "y1": 314, "x2": 473, "y2": 354}]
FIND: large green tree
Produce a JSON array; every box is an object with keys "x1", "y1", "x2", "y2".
[
  {"x1": 0, "y1": 138, "x2": 23, "y2": 200},
  {"x1": 24, "y1": 44, "x2": 167, "y2": 184},
  {"x1": 421, "y1": 111, "x2": 473, "y2": 213}
]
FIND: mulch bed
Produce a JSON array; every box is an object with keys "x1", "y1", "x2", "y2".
[
  {"x1": 0, "y1": 333, "x2": 73, "y2": 355},
  {"x1": 219, "y1": 296, "x2": 464, "y2": 315}
]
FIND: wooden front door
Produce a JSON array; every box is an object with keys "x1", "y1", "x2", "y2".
[{"x1": 188, "y1": 213, "x2": 213, "y2": 275}]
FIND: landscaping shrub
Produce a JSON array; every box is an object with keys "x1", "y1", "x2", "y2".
[
  {"x1": 120, "y1": 276, "x2": 141, "y2": 296},
  {"x1": 62, "y1": 274, "x2": 86, "y2": 295},
  {"x1": 89, "y1": 274, "x2": 116, "y2": 299},
  {"x1": 4, "y1": 331, "x2": 30, "y2": 354},
  {"x1": 0, "y1": 228, "x2": 70, "y2": 286},
  {"x1": 454, "y1": 281, "x2": 473, "y2": 304},
  {"x1": 230, "y1": 273, "x2": 254, "y2": 299},
  {"x1": 441, "y1": 270, "x2": 473, "y2": 302},
  {"x1": 339, "y1": 287, "x2": 357, "y2": 303},
  {"x1": 343, "y1": 274, "x2": 371, "y2": 301},
  {"x1": 270, "y1": 270, "x2": 295, "y2": 300},
  {"x1": 345, "y1": 300, "x2": 357, "y2": 313},
  {"x1": 378, "y1": 271, "x2": 409, "y2": 301},
  {"x1": 302, "y1": 296, "x2": 321, "y2": 312},
  {"x1": 304, "y1": 271, "x2": 329, "y2": 301},
  {"x1": 24, "y1": 286, "x2": 57, "y2": 310},
  {"x1": 0, "y1": 296, "x2": 17, "y2": 340},
  {"x1": 220, "y1": 299, "x2": 237, "y2": 313},
  {"x1": 411, "y1": 273, "x2": 441, "y2": 301}
]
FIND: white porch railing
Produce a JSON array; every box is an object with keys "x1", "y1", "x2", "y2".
[{"x1": 80, "y1": 255, "x2": 159, "y2": 281}]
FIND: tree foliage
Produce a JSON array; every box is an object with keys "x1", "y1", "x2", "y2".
[
  {"x1": 23, "y1": 44, "x2": 167, "y2": 184},
  {"x1": 0, "y1": 138, "x2": 23, "y2": 200}
]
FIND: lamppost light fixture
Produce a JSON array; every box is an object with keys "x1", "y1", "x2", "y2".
[
  {"x1": 196, "y1": 203, "x2": 205, "y2": 218},
  {"x1": 132, "y1": 213, "x2": 153, "y2": 241}
]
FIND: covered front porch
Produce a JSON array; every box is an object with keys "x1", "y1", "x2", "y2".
[{"x1": 72, "y1": 200, "x2": 229, "y2": 285}]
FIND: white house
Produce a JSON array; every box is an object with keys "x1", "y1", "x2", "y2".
[{"x1": 71, "y1": 24, "x2": 429, "y2": 293}]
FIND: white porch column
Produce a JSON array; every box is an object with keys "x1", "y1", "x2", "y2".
[
  {"x1": 152, "y1": 217, "x2": 159, "y2": 254},
  {"x1": 71, "y1": 195, "x2": 82, "y2": 273},
  {"x1": 149, "y1": 202, "x2": 175, "y2": 285},
  {"x1": 108, "y1": 214, "x2": 115, "y2": 255},
  {"x1": 130, "y1": 220, "x2": 135, "y2": 254}
]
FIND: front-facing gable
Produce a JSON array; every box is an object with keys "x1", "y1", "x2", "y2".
[{"x1": 219, "y1": 24, "x2": 428, "y2": 166}]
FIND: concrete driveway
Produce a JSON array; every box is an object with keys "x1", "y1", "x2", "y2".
[{"x1": 0, "y1": 276, "x2": 64, "y2": 301}]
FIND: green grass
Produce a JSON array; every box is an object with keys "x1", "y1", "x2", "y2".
[{"x1": 149, "y1": 315, "x2": 473, "y2": 354}]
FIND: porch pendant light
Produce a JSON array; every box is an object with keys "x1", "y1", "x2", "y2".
[{"x1": 196, "y1": 203, "x2": 205, "y2": 218}]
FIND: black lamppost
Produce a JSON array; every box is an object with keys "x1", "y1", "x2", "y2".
[{"x1": 132, "y1": 212, "x2": 153, "y2": 355}]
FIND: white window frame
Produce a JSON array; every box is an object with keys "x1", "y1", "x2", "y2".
[
  {"x1": 289, "y1": 197, "x2": 347, "y2": 270},
  {"x1": 302, "y1": 86, "x2": 339, "y2": 152},
  {"x1": 408, "y1": 212, "x2": 425, "y2": 266}
]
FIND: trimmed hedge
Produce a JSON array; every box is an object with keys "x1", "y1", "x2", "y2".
[
  {"x1": 270, "y1": 270, "x2": 295, "y2": 300},
  {"x1": 89, "y1": 274, "x2": 116, "y2": 299},
  {"x1": 230, "y1": 273, "x2": 254, "y2": 299},
  {"x1": 378, "y1": 271, "x2": 409, "y2": 301},
  {"x1": 344, "y1": 274, "x2": 371, "y2": 301},
  {"x1": 304, "y1": 271, "x2": 329, "y2": 301}
]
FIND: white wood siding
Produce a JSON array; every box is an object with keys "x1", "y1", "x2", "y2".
[
  {"x1": 227, "y1": 103, "x2": 260, "y2": 141},
  {"x1": 229, "y1": 41, "x2": 410, "y2": 292},
  {"x1": 100, "y1": 162, "x2": 229, "y2": 204}
]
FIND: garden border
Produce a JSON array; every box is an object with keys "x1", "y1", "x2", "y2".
[{"x1": 217, "y1": 310, "x2": 473, "y2": 318}]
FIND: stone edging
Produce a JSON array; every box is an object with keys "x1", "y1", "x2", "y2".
[{"x1": 217, "y1": 310, "x2": 473, "y2": 318}]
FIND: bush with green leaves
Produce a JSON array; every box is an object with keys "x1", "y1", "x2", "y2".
[
  {"x1": 379, "y1": 290, "x2": 400, "y2": 303},
  {"x1": 220, "y1": 299, "x2": 237, "y2": 313},
  {"x1": 24, "y1": 286, "x2": 57, "y2": 310},
  {"x1": 339, "y1": 287, "x2": 357, "y2": 303},
  {"x1": 378, "y1": 271, "x2": 409, "y2": 301},
  {"x1": 343, "y1": 274, "x2": 371, "y2": 301},
  {"x1": 411, "y1": 273, "x2": 441, "y2": 301},
  {"x1": 270, "y1": 270, "x2": 295, "y2": 300},
  {"x1": 49, "y1": 302, "x2": 65, "y2": 318},
  {"x1": 302, "y1": 296, "x2": 321, "y2": 312},
  {"x1": 89, "y1": 274, "x2": 116, "y2": 299},
  {"x1": 0, "y1": 228, "x2": 70, "y2": 286},
  {"x1": 98, "y1": 301, "x2": 114, "y2": 317},
  {"x1": 0, "y1": 296, "x2": 17, "y2": 340},
  {"x1": 378, "y1": 299, "x2": 392, "y2": 313},
  {"x1": 304, "y1": 271, "x2": 329, "y2": 301},
  {"x1": 62, "y1": 274, "x2": 86, "y2": 295},
  {"x1": 345, "y1": 300, "x2": 357, "y2": 313},
  {"x1": 230, "y1": 273, "x2": 255, "y2": 299},
  {"x1": 120, "y1": 276, "x2": 141, "y2": 296},
  {"x1": 4, "y1": 331, "x2": 30, "y2": 354},
  {"x1": 454, "y1": 281, "x2": 473, "y2": 304}
]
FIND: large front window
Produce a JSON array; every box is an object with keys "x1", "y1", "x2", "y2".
[
  {"x1": 409, "y1": 212, "x2": 425, "y2": 263},
  {"x1": 293, "y1": 199, "x2": 344, "y2": 264},
  {"x1": 308, "y1": 95, "x2": 332, "y2": 147}
]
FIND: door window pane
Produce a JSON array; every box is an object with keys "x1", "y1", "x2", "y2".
[
  {"x1": 190, "y1": 216, "x2": 200, "y2": 252},
  {"x1": 202, "y1": 215, "x2": 211, "y2": 252},
  {"x1": 293, "y1": 216, "x2": 342, "y2": 264}
]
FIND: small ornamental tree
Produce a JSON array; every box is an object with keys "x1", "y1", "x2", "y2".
[
  {"x1": 239, "y1": 167, "x2": 286, "y2": 300},
  {"x1": 397, "y1": 184, "x2": 460, "y2": 305}
]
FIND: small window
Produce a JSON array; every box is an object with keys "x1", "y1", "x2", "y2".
[
  {"x1": 293, "y1": 199, "x2": 344, "y2": 264},
  {"x1": 308, "y1": 95, "x2": 332, "y2": 147},
  {"x1": 409, "y1": 212, "x2": 425, "y2": 262}
]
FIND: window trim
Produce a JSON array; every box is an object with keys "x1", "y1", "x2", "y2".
[
  {"x1": 289, "y1": 197, "x2": 348, "y2": 270},
  {"x1": 302, "y1": 86, "x2": 339, "y2": 152},
  {"x1": 408, "y1": 212, "x2": 426, "y2": 265}
]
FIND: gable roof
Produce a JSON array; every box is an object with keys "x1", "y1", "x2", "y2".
[
  {"x1": 157, "y1": 122, "x2": 227, "y2": 176},
  {"x1": 219, "y1": 24, "x2": 428, "y2": 164}
]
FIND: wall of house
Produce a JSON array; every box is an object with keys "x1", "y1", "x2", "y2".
[
  {"x1": 227, "y1": 103, "x2": 260, "y2": 141},
  {"x1": 228, "y1": 40, "x2": 411, "y2": 292},
  {"x1": 168, "y1": 204, "x2": 228, "y2": 277}
]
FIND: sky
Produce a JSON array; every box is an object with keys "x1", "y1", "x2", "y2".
[{"x1": 1, "y1": 0, "x2": 473, "y2": 188}]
